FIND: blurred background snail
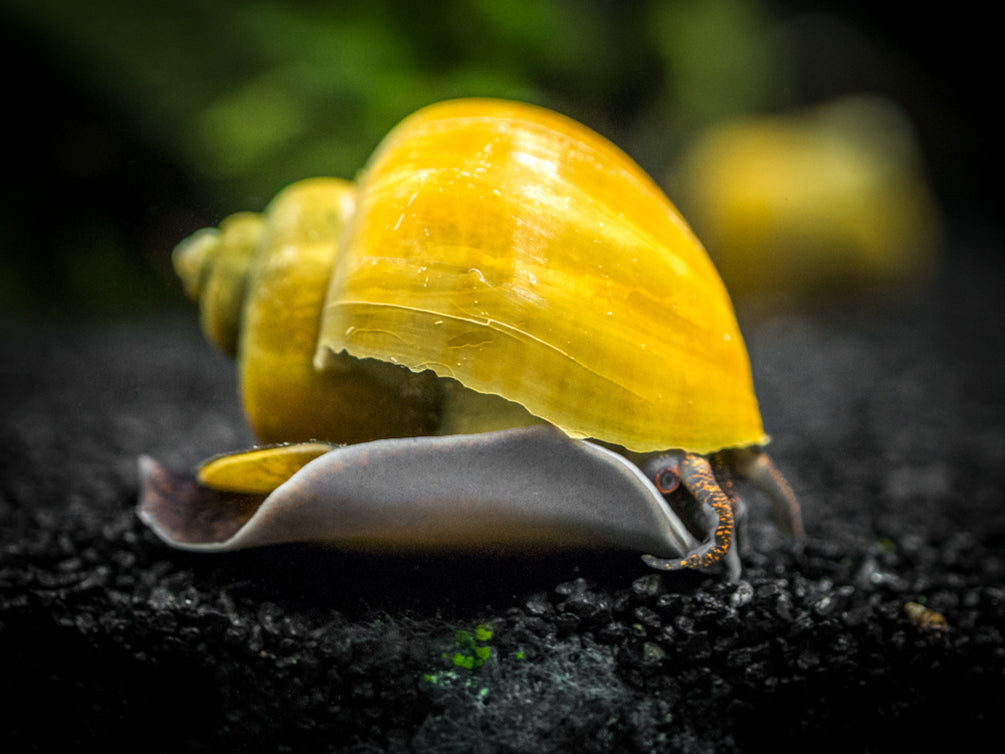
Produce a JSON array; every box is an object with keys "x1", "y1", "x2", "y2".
[
  {"x1": 138, "y1": 98, "x2": 803, "y2": 578},
  {"x1": 674, "y1": 95, "x2": 942, "y2": 305}
]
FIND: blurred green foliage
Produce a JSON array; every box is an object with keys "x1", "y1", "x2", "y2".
[
  {"x1": 5, "y1": 0, "x2": 779, "y2": 201},
  {"x1": 0, "y1": 0, "x2": 950, "y2": 317}
]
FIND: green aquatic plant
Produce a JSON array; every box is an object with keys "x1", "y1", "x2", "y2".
[
  {"x1": 449, "y1": 624, "x2": 494, "y2": 670},
  {"x1": 423, "y1": 623, "x2": 497, "y2": 685}
]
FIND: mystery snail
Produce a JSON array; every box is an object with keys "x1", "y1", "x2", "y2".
[{"x1": 138, "y1": 98, "x2": 803, "y2": 578}]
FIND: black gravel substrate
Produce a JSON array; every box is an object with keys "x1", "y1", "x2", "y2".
[{"x1": 2, "y1": 237, "x2": 1003, "y2": 753}]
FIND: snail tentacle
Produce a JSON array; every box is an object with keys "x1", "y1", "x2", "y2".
[
  {"x1": 733, "y1": 449, "x2": 804, "y2": 538},
  {"x1": 640, "y1": 454, "x2": 740, "y2": 581}
]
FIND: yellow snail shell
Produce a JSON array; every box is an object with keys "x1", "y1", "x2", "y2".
[{"x1": 139, "y1": 98, "x2": 802, "y2": 577}]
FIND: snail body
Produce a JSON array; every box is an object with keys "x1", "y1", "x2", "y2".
[
  {"x1": 140, "y1": 99, "x2": 802, "y2": 576},
  {"x1": 139, "y1": 425, "x2": 700, "y2": 557}
]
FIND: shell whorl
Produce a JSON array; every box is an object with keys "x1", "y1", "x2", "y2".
[{"x1": 174, "y1": 178, "x2": 443, "y2": 444}]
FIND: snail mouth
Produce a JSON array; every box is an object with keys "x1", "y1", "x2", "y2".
[{"x1": 137, "y1": 456, "x2": 264, "y2": 547}]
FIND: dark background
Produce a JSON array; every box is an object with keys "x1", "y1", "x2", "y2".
[
  {"x1": 1, "y1": 2, "x2": 1002, "y2": 752},
  {"x1": 0, "y1": 0, "x2": 999, "y2": 318}
]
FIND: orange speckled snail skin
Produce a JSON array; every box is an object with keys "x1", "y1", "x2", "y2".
[{"x1": 138, "y1": 99, "x2": 803, "y2": 579}]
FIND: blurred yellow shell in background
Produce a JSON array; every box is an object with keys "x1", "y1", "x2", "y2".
[
  {"x1": 175, "y1": 98, "x2": 767, "y2": 455},
  {"x1": 675, "y1": 95, "x2": 942, "y2": 302}
]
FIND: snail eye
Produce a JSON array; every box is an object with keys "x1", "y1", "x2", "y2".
[
  {"x1": 643, "y1": 455, "x2": 682, "y2": 495},
  {"x1": 654, "y1": 466, "x2": 680, "y2": 495}
]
